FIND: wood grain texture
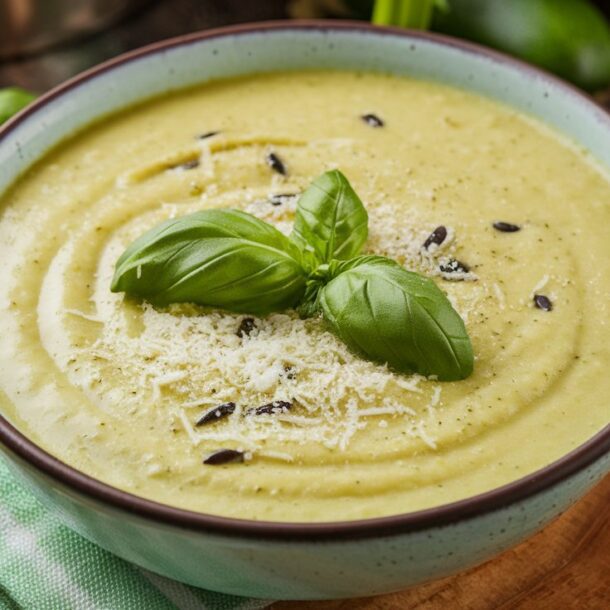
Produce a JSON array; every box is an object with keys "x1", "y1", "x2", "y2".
[{"x1": 274, "y1": 474, "x2": 610, "y2": 610}]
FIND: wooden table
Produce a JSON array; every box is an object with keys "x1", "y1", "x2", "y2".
[{"x1": 274, "y1": 474, "x2": 610, "y2": 610}]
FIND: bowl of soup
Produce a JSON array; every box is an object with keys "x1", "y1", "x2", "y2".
[{"x1": 0, "y1": 21, "x2": 608, "y2": 599}]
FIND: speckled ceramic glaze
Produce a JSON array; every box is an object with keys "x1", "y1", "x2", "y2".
[{"x1": 0, "y1": 22, "x2": 609, "y2": 599}]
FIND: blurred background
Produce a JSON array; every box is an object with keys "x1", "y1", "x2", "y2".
[{"x1": 1, "y1": 0, "x2": 610, "y2": 112}]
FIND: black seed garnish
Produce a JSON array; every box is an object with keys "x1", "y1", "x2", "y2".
[
  {"x1": 247, "y1": 400, "x2": 293, "y2": 416},
  {"x1": 197, "y1": 131, "x2": 220, "y2": 140},
  {"x1": 283, "y1": 365, "x2": 296, "y2": 380},
  {"x1": 534, "y1": 294, "x2": 553, "y2": 311},
  {"x1": 195, "y1": 402, "x2": 236, "y2": 427},
  {"x1": 266, "y1": 152, "x2": 287, "y2": 175},
  {"x1": 361, "y1": 113, "x2": 384, "y2": 127},
  {"x1": 269, "y1": 193, "x2": 298, "y2": 206},
  {"x1": 493, "y1": 221, "x2": 521, "y2": 233},
  {"x1": 440, "y1": 259, "x2": 470, "y2": 276},
  {"x1": 237, "y1": 317, "x2": 256, "y2": 338},
  {"x1": 422, "y1": 226, "x2": 448, "y2": 250},
  {"x1": 203, "y1": 449, "x2": 245, "y2": 465}
]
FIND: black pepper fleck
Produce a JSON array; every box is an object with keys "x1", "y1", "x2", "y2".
[
  {"x1": 197, "y1": 131, "x2": 220, "y2": 140},
  {"x1": 178, "y1": 159, "x2": 200, "y2": 170},
  {"x1": 237, "y1": 317, "x2": 256, "y2": 338},
  {"x1": 269, "y1": 193, "x2": 299, "y2": 206},
  {"x1": 282, "y1": 365, "x2": 296, "y2": 380},
  {"x1": 168, "y1": 159, "x2": 199, "y2": 171}
]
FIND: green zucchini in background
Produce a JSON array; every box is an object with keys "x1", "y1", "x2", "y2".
[
  {"x1": 365, "y1": 0, "x2": 610, "y2": 91},
  {"x1": 0, "y1": 88, "x2": 36, "y2": 124},
  {"x1": 432, "y1": 0, "x2": 610, "y2": 91}
]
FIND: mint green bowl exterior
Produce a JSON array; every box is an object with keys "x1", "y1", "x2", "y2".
[{"x1": 0, "y1": 22, "x2": 609, "y2": 600}]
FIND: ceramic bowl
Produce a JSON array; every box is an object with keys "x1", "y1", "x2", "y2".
[{"x1": 0, "y1": 21, "x2": 609, "y2": 600}]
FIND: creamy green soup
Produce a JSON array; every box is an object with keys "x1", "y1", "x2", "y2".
[{"x1": 0, "y1": 71, "x2": 608, "y2": 521}]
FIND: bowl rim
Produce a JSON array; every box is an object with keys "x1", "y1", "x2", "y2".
[{"x1": 0, "y1": 19, "x2": 609, "y2": 541}]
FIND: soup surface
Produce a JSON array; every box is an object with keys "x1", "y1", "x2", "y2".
[{"x1": 0, "y1": 71, "x2": 608, "y2": 521}]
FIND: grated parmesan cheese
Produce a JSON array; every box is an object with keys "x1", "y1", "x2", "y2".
[
  {"x1": 492, "y1": 282, "x2": 506, "y2": 310},
  {"x1": 63, "y1": 193, "x2": 485, "y2": 459},
  {"x1": 530, "y1": 274, "x2": 550, "y2": 299},
  {"x1": 64, "y1": 309, "x2": 103, "y2": 323}
]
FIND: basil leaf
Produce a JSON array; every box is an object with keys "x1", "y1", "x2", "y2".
[
  {"x1": 290, "y1": 170, "x2": 368, "y2": 266},
  {"x1": 111, "y1": 209, "x2": 306, "y2": 315},
  {"x1": 327, "y1": 254, "x2": 397, "y2": 277},
  {"x1": 297, "y1": 256, "x2": 395, "y2": 318},
  {"x1": 319, "y1": 258, "x2": 473, "y2": 380}
]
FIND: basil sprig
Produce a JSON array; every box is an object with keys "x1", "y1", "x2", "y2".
[{"x1": 112, "y1": 170, "x2": 474, "y2": 380}]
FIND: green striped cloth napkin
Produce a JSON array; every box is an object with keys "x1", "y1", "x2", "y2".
[{"x1": 0, "y1": 457, "x2": 272, "y2": 610}]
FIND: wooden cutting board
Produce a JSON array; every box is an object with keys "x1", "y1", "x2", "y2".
[{"x1": 273, "y1": 474, "x2": 610, "y2": 609}]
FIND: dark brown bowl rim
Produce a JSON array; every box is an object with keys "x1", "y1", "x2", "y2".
[{"x1": 0, "y1": 20, "x2": 609, "y2": 541}]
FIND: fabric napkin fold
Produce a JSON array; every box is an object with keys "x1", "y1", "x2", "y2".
[{"x1": 0, "y1": 458, "x2": 271, "y2": 610}]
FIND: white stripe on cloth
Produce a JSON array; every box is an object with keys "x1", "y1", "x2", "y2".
[
  {"x1": 0, "y1": 502, "x2": 100, "y2": 610},
  {"x1": 138, "y1": 569, "x2": 273, "y2": 610},
  {"x1": 138, "y1": 570, "x2": 212, "y2": 610}
]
